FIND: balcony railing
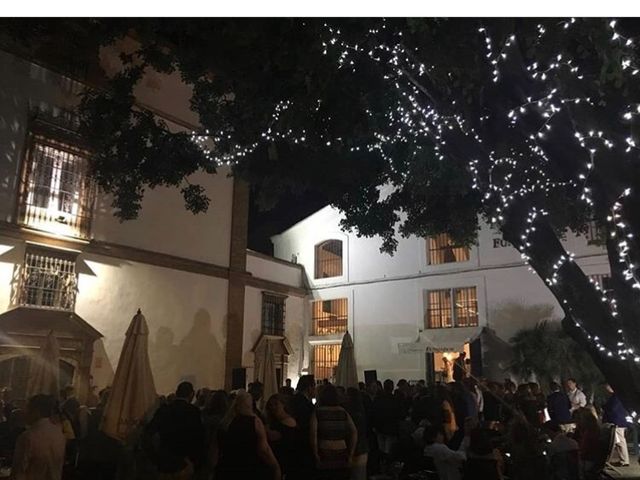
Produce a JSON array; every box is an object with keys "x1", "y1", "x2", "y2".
[{"x1": 17, "y1": 250, "x2": 77, "y2": 311}]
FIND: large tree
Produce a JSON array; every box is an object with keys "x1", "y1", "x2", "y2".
[{"x1": 3, "y1": 18, "x2": 640, "y2": 416}]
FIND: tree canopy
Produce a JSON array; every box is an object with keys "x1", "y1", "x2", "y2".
[{"x1": 4, "y1": 18, "x2": 640, "y2": 414}]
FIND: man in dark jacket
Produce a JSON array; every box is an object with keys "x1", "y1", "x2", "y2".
[
  {"x1": 289, "y1": 375, "x2": 316, "y2": 476},
  {"x1": 547, "y1": 381, "x2": 572, "y2": 428},
  {"x1": 145, "y1": 381, "x2": 205, "y2": 477},
  {"x1": 372, "y1": 379, "x2": 403, "y2": 462},
  {"x1": 603, "y1": 384, "x2": 630, "y2": 467}
]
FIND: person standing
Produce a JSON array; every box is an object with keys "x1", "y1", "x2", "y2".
[
  {"x1": 145, "y1": 381, "x2": 206, "y2": 479},
  {"x1": 279, "y1": 379, "x2": 295, "y2": 397},
  {"x1": 310, "y1": 384, "x2": 357, "y2": 480},
  {"x1": 344, "y1": 388, "x2": 369, "y2": 480},
  {"x1": 453, "y1": 352, "x2": 467, "y2": 383},
  {"x1": 603, "y1": 384, "x2": 630, "y2": 467},
  {"x1": 547, "y1": 382, "x2": 572, "y2": 428},
  {"x1": 12, "y1": 394, "x2": 66, "y2": 480},
  {"x1": 265, "y1": 394, "x2": 302, "y2": 480},
  {"x1": 289, "y1": 375, "x2": 316, "y2": 478},
  {"x1": 216, "y1": 391, "x2": 281, "y2": 480},
  {"x1": 565, "y1": 379, "x2": 586, "y2": 413}
]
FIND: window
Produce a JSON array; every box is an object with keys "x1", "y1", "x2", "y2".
[
  {"x1": 19, "y1": 136, "x2": 94, "y2": 239},
  {"x1": 262, "y1": 293, "x2": 286, "y2": 336},
  {"x1": 585, "y1": 221, "x2": 604, "y2": 245},
  {"x1": 314, "y1": 240, "x2": 343, "y2": 279},
  {"x1": 17, "y1": 246, "x2": 78, "y2": 311},
  {"x1": 427, "y1": 233, "x2": 470, "y2": 265},
  {"x1": 313, "y1": 344, "x2": 341, "y2": 382},
  {"x1": 312, "y1": 298, "x2": 348, "y2": 335},
  {"x1": 426, "y1": 287, "x2": 478, "y2": 329}
]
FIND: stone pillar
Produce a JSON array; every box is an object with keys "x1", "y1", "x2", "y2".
[{"x1": 224, "y1": 177, "x2": 249, "y2": 390}]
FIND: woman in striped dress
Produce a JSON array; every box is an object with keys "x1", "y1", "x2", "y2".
[{"x1": 310, "y1": 384, "x2": 357, "y2": 480}]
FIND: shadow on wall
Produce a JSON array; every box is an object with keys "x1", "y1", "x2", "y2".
[
  {"x1": 483, "y1": 301, "x2": 557, "y2": 381},
  {"x1": 149, "y1": 308, "x2": 224, "y2": 395}
]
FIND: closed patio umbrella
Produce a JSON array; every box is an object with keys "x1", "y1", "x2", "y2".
[
  {"x1": 256, "y1": 339, "x2": 278, "y2": 409},
  {"x1": 335, "y1": 331, "x2": 358, "y2": 388},
  {"x1": 26, "y1": 330, "x2": 60, "y2": 398},
  {"x1": 102, "y1": 309, "x2": 157, "y2": 442}
]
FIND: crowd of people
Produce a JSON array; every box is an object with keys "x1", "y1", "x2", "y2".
[{"x1": 0, "y1": 372, "x2": 634, "y2": 480}]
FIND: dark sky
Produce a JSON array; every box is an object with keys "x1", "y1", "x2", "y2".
[{"x1": 247, "y1": 189, "x2": 328, "y2": 255}]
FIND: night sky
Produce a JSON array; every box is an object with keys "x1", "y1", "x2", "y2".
[{"x1": 247, "y1": 188, "x2": 328, "y2": 255}]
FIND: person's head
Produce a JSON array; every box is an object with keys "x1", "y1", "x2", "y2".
[
  {"x1": 358, "y1": 382, "x2": 366, "y2": 391},
  {"x1": 265, "y1": 394, "x2": 288, "y2": 423},
  {"x1": 516, "y1": 384, "x2": 531, "y2": 397},
  {"x1": 605, "y1": 384, "x2": 614, "y2": 394},
  {"x1": 549, "y1": 381, "x2": 561, "y2": 392},
  {"x1": 222, "y1": 390, "x2": 253, "y2": 428},
  {"x1": 176, "y1": 381, "x2": 195, "y2": 402},
  {"x1": 345, "y1": 387, "x2": 364, "y2": 413},
  {"x1": 366, "y1": 381, "x2": 379, "y2": 396},
  {"x1": 318, "y1": 383, "x2": 340, "y2": 407},
  {"x1": 205, "y1": 390, "x2": 229, "y2": 417},
  {"x1": 383, "y1": 379, "x2": 394, "y2": 394},
  {"x1": 417, "y1": 380, "x2": 426, "y2": 388},
  {"x1": 26, "y1": 394, "x2": 55, "y2": 425},
  {"x1": 336, "y1": 385, "x2": 346, "y2": 402},
  {"x1": 285, "y1": 378, "x2": 292, "y2": 387},
  {"x1": 566, "y1": 378, "x2": 577, "y2": 391},
  {"x1": 397, "y1": 379, "x2": 409, "y2": 390},
  {"x1": 296, "y1": 375, "x2": 316, "y2": 398},
  {"x1": 529, "y1": 382, "x2": 541, "y2": 395},
  {"x1": 249, "y1": 381, "x2": 264, "y2": 402},
  {"x1": 423, "y1": 424, "x2": 444, "y2": 445},
  {"x1": 504, "y1": 379, "x2": 516, "y2": 393},
  {"x1": 459, "y1": 352, "x2": 466, "y2": 358}
]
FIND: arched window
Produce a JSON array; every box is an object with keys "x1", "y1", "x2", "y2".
[{"x1": 314, "y1": 240, "x2": 343, "y2": 279}]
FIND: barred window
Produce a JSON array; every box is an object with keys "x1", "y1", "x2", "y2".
[
  {"x1": 313, "y1": 344, "x2": 341, "y2": 382},
  {"x1": 19, "y1": 136, "x2": 94, "y2": 239},
  {"x1": 262, "y1": 293, "x2": 286, "y2": 336},
  {"x1": 426, "y1": 287, "x2": 478, "y2": 329},
  {"x1": 427, "y1": 234, "x2": 470, "y2": 265},
  {"x1": 18, "y1": 247, "x2": 77, "y2": 311},
  {"x1": 584, "y1": 221, "x2": 604, "y2": 245},
  {"x1": 312, "y1": 298, "x2": 348, "y2": 336},
  {"x1": 314, "y1": 240, "x2": 343, "y2": 279}
]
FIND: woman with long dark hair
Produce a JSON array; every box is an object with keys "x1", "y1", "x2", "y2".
[
  {"x1": 344, "y1": 387, "x2": 369, "y2": 480},
  {"x1": 265, "y1": 394, "x2": 302, "y2": 480}
]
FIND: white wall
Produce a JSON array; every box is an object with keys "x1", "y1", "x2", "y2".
[
  {"x1": 0, "y1": 49, "x2": 234, "y2": 267},
  {"x1": 246, "y1": 252, "x2": 303, "y2": 286},
  {"x1": 242, "y1": 286, "x2": 306, "y2": 384},
  {"x1": 272, "y1": 205, "x2": 611, "y2": 383},
  {"x1": 77, "y1": 253, "x2": 229, "y2": 394}
]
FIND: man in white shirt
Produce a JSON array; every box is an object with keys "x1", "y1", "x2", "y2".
[
  {"x1": 12, "y1": 394, "x2": 66, "y2": 480},
  {"x1": 423, "y1": 424, "x2": 468, "y2": 480},
  {"x1": 565, "y1": 378, "x2": 587, "y2": 412}
]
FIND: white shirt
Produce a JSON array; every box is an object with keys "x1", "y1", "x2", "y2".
[
  {"x1": 567, "y1": 388, "x2": 587, "y2": 411},
  {"x1": 424, "y1": 441, "x2": 466, "y2": 480},
  {"x1": 12, "y1": 418, "x2": 66, "y2": 480}
]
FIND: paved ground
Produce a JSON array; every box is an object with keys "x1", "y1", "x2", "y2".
[{"x1": 607, "y1": 456, "x2": 640, "y2": 479}]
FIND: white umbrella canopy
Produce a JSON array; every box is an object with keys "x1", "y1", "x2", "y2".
[
  {"x1": 102, "y1": 309, "x2": 157, "y2": 442},
  {"x1": 335, "y1": 331, "x2": 358, "y2": 389},
  {"x1": 256, "y1": 340, "x2": 278, "y2": 409},
  {"x1": 26, "y1": 330, "x2": 60, "y2": 398}
]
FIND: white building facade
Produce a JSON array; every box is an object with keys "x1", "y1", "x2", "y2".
[
  {"x1": 271, "y1": 206, "x2": 611, "y2": 385},
  {"x1": 0, "y1": 45, "x2": 306, "y2": 402}
]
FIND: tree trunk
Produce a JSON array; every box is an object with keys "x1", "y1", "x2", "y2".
[{"x1": 502, "y1": 213, "x2": 640, "y2": 417}]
